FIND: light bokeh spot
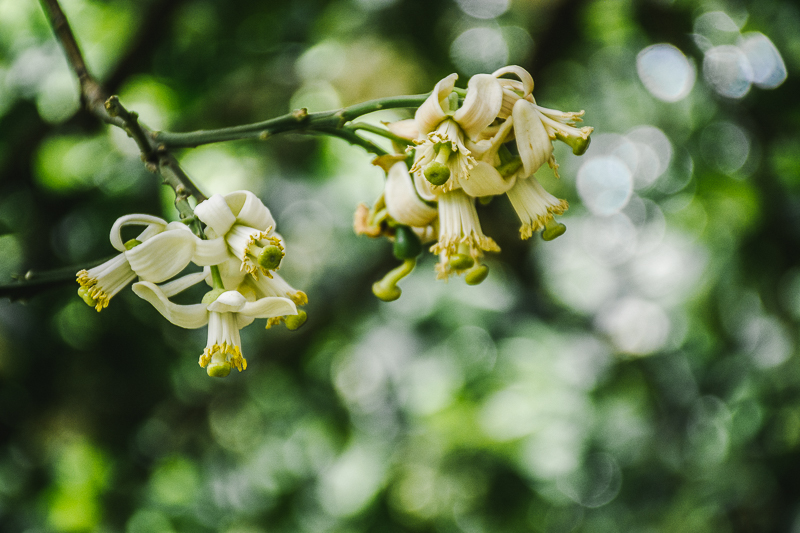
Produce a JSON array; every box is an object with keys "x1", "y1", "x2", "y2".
[
  {"x1": 455, "y1": 0, "x2": 510, "y2": 20},
  {"x1": 577, "y1": 156, "x2": 633, "y2": 216},
  {"x1": 637, "y1": 44, "x2": 696, "y2": 102},
  {"x1": 450, "y1": 27, "x2": 509, "y2": 75},
  {"x1": 703, "y1": 45, "x2": 753, "y2": 98},
  {"x1": 739, "y1": 32, "x2": 786, "y2": 89}
]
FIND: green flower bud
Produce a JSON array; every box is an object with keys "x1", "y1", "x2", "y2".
[
  {"x1": 556, "y1": 132, "x2": 591, "y2": 156},
  {"x1": 465, "y1": 264, "x2": 489, "y2": 285},
  {"x1": 124, "y1": 239, "x2": 142, "y2": 250},
  {"x1": 393, "y1": 225, "x2": 422, "y2": 259},
  {"x1": 449, "y1": 253, "x2": 474, "y2": 271},
  {"x1": 285, "y1": 310, "x2": 307, "y2": 331},
  {"x1": 542, "y1": 218, "x2": 566, "y2": 241},
  {"x1": 258, "y1": 244, "x2": 284, "y2": 270},
  {"x1": 77, "y1": 286, "x2": 97, "y2": 307},
  {"x1": 372, "y1": 259, "x2": 416, "y2": 302},
  {"x1": 207, "y1": 362, "x2": 232, "y2": 378}
]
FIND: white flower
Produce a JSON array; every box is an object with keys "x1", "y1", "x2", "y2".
[
  {"x1": 431, "y1": 189, "x2": 499, "y2": 279},
  {"x1": 76, "y1": 214, "x2": 227, "y2": 311},
  {"x1": 506, "y1": 175, "x2": 569, "y2": 240},
  {"x1": 410, "y1": 73, "x2": 503, "y2": 193},
  {"x1": 492, "y1": 65, "x2": 593, "y2": 178},
  {"x1": 132, "y1": 280, "x2": 297, "y2": 377},
  {"x1": 194, "y1": 191, "x2": 284, "y2": 279}
]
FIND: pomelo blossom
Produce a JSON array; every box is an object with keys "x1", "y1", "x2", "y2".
[
  {"x1": 76, "y1": 214, "x2": 227, "y2": 311},
  {"x1": 133, "y1": 279, "x2": 297, "y2": 377}
]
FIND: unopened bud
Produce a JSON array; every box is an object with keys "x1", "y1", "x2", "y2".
[
  {"x1": 465, "y1": 264, "x2": 489, "y2": 285},
  {"x1": 124, "y1": 239, "x2": 142, "y2": 250},
  {"x1": 542, "y1": 218, "x2": 566, "y2": 241},
  {"x1": 285, "y1": 310, "x2": 307, "y2": 330},
  {"x1": 372, "y1": 259, "x2": 416, "y2": 302},
  {"x1": 393, "y1": 225, "x2": 422, "y2": 259},
  {"x1": 449, "y1": 253, "x2": 474, "y2": 271},
  {"x1": 207, "y1": 362, "x2": 232, "y2": 378},
  {"x1": 556, "y1": 132, "x2": 591, "y2": 156}
]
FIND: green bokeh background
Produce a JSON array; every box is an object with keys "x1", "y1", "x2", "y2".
[{"x1": 2, "y1": 0, "x2": 800, "y2": 531}]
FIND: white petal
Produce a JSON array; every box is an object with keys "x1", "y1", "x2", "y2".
[
  {"x1": 225, "y1": 191, "x2": 275, "y2": 231},
  {"x1": 386, "y1": 119, "x2": 419, "y2": 141},
  {"x1": 460, "y1": 161, "x2": 517, "y2": 196},
  {"x1": 415, "y1": 73, "x2": 458, "y2": 136},
  {"x1": 159, "y1": 271, "x2": 210, "y2": 297},
  {"x1": 125, "y1": 229, "x2": 197, "y2": 283},
  {"x1": 492, "y1": 65, "x2": 534, "y2": 96},
  {"x1": 414, "y1": 171, "x2": 439, "y2": 201},
  {"x1": 194, "y1": 194, "x2": 237, "y2": 236},
  {"x1": 192, "y1": 237, "x2": 230, "y2": 266},
  {"x1": 453, "y1": 74, "x2": 503, "y2": 140},
  {"x1": 132, "y1": 281, "x2": 209, "y2": 329},
  {"x1": 207, "y1": 290, "x2": 248, "y2": 313},
  {"x1": 512, "y1": 99, "x2": 553, "y2": 176},
  {"x1": 217, "y1": 256, "x2": 247, "y2": 290},
  {"x1": 109, "y1": 214, "x2": 168, "y2": 252},
  {"x1": 240, "y1": 296, "x2": 297, "y2": 319},
  {"x1": 385, "y1": 162, "x2": 438, "y2": 227}
]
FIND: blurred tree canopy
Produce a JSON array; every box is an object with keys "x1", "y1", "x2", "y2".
[{"x1": 2, "y1": 0, "x2": 800, "y2": 531}]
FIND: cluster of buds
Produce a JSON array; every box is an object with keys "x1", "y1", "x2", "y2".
[
  {"x1": 76, "y1": 191, "x2": 307, "y2": 377},
  {"x1": 356, "y1": 66, "x2": 593, "y2": 300}
]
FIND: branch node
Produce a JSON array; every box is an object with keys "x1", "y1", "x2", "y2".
[{"x1": 292, "y1": 108, "x2": 309, "y2": 121}]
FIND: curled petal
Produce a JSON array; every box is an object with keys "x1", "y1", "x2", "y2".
[
  {"x1": 385, "y1": 162, "x2": 438, "y2": 227},
  {"x1": 512, "y1": 99, "x2": 553, "y2": 176},
  {"x1": 126, "y1": 227, "x2": 197, "y2": 283},
  {"x1": 159, "y1": 271, "x2": 210, "y2": 298},
  {"x1": 492, "y1": 65, "x2": 534, "y2": 96},
  {"x1": 415, "y1": 73, "x2": 458, "y2": 136},
  {"x1": 453, "y1": 74, "x2": 503, "y2": 140},
  {"x1": 194, "y1": 195, "x2": 237, "y2": 236},
  {"x1": 192, "y1": 237, "x2": 230, "y2": 266},
  {"x1": 207, "y1": 290, "x2": 248, "y2": 313},
  {"x1": 132, "y1": 281, "x2": 209, "y2": 329},
  {"x1": 460, "y1": 161, "x2": 517, "y2": 197},
  {"x1": 226, "y1": 191, "x2": 276, "y2": 231},
  {"x1": 109, "y1": 214, "x2": 168, "y2": 252},
  {"x1": 240, "y1": 296, "x2": 297, "y2": 319}
]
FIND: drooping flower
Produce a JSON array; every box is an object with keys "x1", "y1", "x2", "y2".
[
  {"x1": 76, "y1": 214, "x2": 227, "y2": 311},
  {"x1": 506, "y1": 175, "x2": 569, "y2": 240},
  {"x1": 491, "y1": 66, "x2": 593, "y2": 178},
  {"x1": 133, "y1": 280, "x2": 297, "y2": 377},
  {"x1": 431, "y1": 189, "x2": 499, "y2": 280},
  {"x1": 194, "y1": 191, "x2": 285, "y2": 280}
]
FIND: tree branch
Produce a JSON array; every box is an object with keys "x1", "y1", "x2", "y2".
[
  {"x1": 153, "y1": 94, "x2": 429, "y2": 149},
  {"x1": 40, "y1": 0, "x2": 207, "y2": 219}
]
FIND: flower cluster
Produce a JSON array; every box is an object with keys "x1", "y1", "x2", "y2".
[
  {"x1": 76, "y1": 191, "x2": 307, "y2": 377},
  {"x1": 357, "y1": 66, "x2": 593, "y2": 300}
]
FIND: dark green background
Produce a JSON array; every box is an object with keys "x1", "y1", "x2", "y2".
[{"x1": 1, "y1": 0, "x2": 800, "y2": 531}]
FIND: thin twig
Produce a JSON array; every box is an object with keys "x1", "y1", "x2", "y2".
[{"x1": 153, "y1": 94, "x2": 429, "y2": 149}]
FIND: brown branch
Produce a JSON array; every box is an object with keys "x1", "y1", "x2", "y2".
[{"x1": 38, "y1": 0, "x2": 207, "y2": 210}]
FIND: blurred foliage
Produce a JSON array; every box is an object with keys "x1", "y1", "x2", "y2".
[{"x1": 1, "y1": 0, "x2": 800, "y2": 531}]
